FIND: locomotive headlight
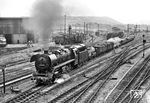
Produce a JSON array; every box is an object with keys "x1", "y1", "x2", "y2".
[
  {"x1": 38, "y1": 57, "x2": 47, "y2": 68},
  {"x1": 35, "y1": 54, "x2": 51, "y2": 73}
]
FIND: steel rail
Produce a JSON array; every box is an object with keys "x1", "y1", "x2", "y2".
[
  {"x1": 63, "y1": 47, "x2": 130, "y2": 103},
  {"x1": 111, "y1": 55, "x2": 150, "y2": 103},
  {"x1": 119, "y1": 64, "x2": 150, "y2": 103}
]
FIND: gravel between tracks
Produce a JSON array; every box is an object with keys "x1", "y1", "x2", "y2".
[{"x1": 96, "y1": 46, "x2": 150, "y2": 103}]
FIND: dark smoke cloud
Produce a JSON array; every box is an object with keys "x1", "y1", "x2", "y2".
[{"x1": 24, "y1": 0, "x2": 64, "y2": 46}]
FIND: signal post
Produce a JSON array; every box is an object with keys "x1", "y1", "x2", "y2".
[
  {"x1": 142, "y1": 34, "x2": 146, "y2": 58},
  {"x1": 0, "y1": 65, "x2": 6, "y2": 94}
]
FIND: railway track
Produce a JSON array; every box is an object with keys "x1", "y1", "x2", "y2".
[
  {"x1": 0, "y1": 64, "x2": 34, "y2": 93},
  {"x1": 120, "y1": 63, "x2": 150, "y2": 103},
  {"x1": 0, "y1": 42, "x2": 135, "y2": 77},
  {"x1": 2, "y1": 41, "x2": 149, "y2": 103},
  {"x1": 41, "y1": 44, "x2": 150, "y2": 103},
  {"x1": 0, "y1": 44, "x2": 126, "y2": 90},
  {"x1": 0, "y1": 47, "x2": 27, "y2": 56},
  {"x1": 105, "y1": 54, "x2": 150, "y2": 103},
  {"x1": 0, "y1": 49, "x2": 122, "y2": 99},
  {"x1": 136, "y1": 79, "x2": 150, "y2": 103},
  {"x1": 0, "y1": 74, "x2": 32, "y2": 89},
  {"x1": 5, "y1": 59, "x2": 29, "y2": 67},
  {"x1": 0, "y1": 62, "x2": 33, "y2": 76},
  {"x1": 0, "y1": 62, "x2": 34, "y2": 84},
  {"x1": 4, "y1": 47, "x2": 129, "y2": 103},
  {"x1": 47, "y1": 47, "x2": 130, "y2": 103}
]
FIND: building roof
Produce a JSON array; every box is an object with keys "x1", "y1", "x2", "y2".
[{"x1": 0, "y1": 17, "x2": 29, "y2": 20}]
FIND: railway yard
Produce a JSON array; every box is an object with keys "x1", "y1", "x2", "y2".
[
  {"x1": 0, "y1": 33, "x2": 150, "y2": 103},
  {"x1": 1, "y1": 0, "x2": 150, "y2": 103}
]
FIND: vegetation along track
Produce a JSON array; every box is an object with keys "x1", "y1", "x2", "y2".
[{"x1": 105, "y1": 54, "x2": 150, "y2": 103}]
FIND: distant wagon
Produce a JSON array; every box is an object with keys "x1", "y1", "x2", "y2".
[
  {"x1": 106, "y1": 32, "x2": 124, "y2": 40},
  {"x1": 53, "y1": 33, "x2": 84, "y2": 45}
]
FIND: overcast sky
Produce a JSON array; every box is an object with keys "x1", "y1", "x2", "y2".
[{"x1": 0, "y1": 0, "x2": 150, "y2": 24}]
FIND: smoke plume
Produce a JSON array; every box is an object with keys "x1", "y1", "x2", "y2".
[{"x1": 24, "y1": 0, "x2": 64, "y2": 47}]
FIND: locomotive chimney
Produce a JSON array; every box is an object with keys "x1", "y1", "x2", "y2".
[
  {"x1": 44, "y1": 50, "x2": 48, "y2": 54},
  {"x1": 43, "y1": 48, "x2": 49, "y2": 54}
]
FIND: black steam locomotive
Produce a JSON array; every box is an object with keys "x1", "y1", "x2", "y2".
[{"x1": 30, "y1": 36, "x2": 134, "y2": 85}]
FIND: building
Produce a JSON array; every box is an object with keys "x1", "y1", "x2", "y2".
[{"x1": 0, "y1": 17, "x2": 34, "y2": 44}]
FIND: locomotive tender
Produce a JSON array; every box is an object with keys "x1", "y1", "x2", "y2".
[{"x1": 30, "y1": 36, "x2": 134, "y2": 85}]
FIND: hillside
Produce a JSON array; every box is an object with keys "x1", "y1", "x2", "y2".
[
  {"x1": 56, "y1": 16, "x2": 125, "y2": 32},
  {"x1": 66, "y1": 16, "x2": 122, "y2": 25}
]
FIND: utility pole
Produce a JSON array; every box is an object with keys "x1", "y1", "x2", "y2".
[
  {"x1": 64, "y1": 14, "x2": 66, "y2": 35},
  {"x1": 142, "y1": 34, "x2": 146, "y2": 58},
  {"x1": 147, "y1": 26, "x2": 149, "y2": 32},
  {"x1": 68, "y1": 25, "x2": 72, "y2": 36},
  {"x1": 98, "y1": 23, "x2": 100, "y2": 32},
  {"x1": 84, "y1": 22, "x2": 86, "y2": 35},
  {"x1": 86, "y1": 23, "x2": 88, "y2": 35},
  {"x1": 127, "y1": 24, "x2": 129, "y2": 32},
  {"x1": 83, "y1": 22, "x2": 86, "y2": 41},
  {"x1": 134, "y1": 24, "x2": 138, "y2": 35},
  {"x1": 127, "y1": 24, "x2": 130, "y2": 35},
  {"x1": 1, "y1": 65, "x2": 6, "y2": 94}
]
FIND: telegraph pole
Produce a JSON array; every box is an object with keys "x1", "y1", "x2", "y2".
[
  {"x1": 84, "y1": 22, "x2": 86, "y2": 35},
  {"x1": 142, "y1": 34, "x2": 146, "y2": 58},
  {"x1": 1, "y1": 65, "x2": 6, "y2": 94},
  {"x1": 98, "y1": 23, "x2": 100, "y2": 32},
  {"x1": 127, "y1": 24, "x2": 129, "y2": 33},
  {"x1": 86, "y1": 23, "x2": 88, "y2": 35},
  {"x1": 84, "y1": 22, "x2": 86, "y2": 41},
  {"x1": 134, "y1": 24, "x2": 138, "y2": 35},
  {"x1": 147, "y1": 26, "x2": 149, "y2": 32},
  {"x1": 64, "y1": 14, "x2": 66, "y2": 35}
]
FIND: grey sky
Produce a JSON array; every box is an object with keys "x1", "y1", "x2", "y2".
[{"x1": 0, "y1": 0, "x2": 150, "y2": 24}]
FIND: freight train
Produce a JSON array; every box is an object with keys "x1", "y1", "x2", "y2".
[
  {"x1": 0, "y1": 35, "x2": 7, "y2": 47},
  {"x1": 106, "y1": 32, "x2": 124, "y2": 40},
  {"x1": 30, "y1": 36, "x2": 134, "y2": 85},
  {"x1": 53, "y1": 33, "x2": 85, "y2": 45}
]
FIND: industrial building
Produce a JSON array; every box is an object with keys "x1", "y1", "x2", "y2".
[{"x1": 0, "y1": 17, "x2": 34, "y2": 44}]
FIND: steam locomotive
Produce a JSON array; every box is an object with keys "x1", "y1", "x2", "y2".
[{"x1": 30, "y1": 36, "x2": 134, "y2": 85}]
